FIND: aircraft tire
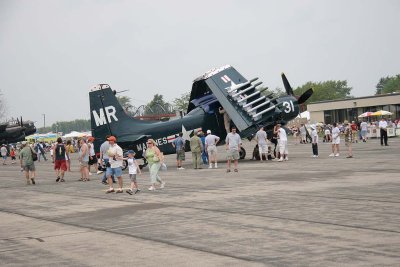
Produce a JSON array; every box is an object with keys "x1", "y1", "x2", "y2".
[{"x1": 239, "y1": 147, "x2": 246, "y2": 160}]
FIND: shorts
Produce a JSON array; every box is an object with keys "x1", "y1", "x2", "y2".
[
  {"x1": 332, "y1": 137, "x2": 340, "y2": 145},
  {"x1": 361, "y1": 130, "x2": 367, "y2": 137},
  {"x1": 207, "y1": 145, "x2": 217, "y2": 156},
  {"x1": 24, "y1": 164, "x2": 35, "y2": 172},
  {"x1": 11, "y1": 156, "x2": 16, "y2": 160},
  {"x1": 88, "y1": 156, "x2": 97, "y2": 165},
  {"x1": 54, "y1": 159, "x2": 67, "y2": 171},
  {"x1": 278, "y1": 140, "x2": 288, "y2": 155},
  {"x1": 2, "y1": 156, "x2": 7, "y2": 160},
  {"x1": 226, "y1": 150, "x2": 239, "y2": 160},
  {"x1": 106, "y1": 167, "x2": 122, "y2": 178},
  {"x1": 258, "y1": 144, "x2": 268, "y2": 153},
  {"x1": 129, "y1": 174, "x2": 137, "y2": 182},
  {"x1": 79, "y1": 161, "x2": 89, "y2": 167},
  {"x1": 176, "y1": 149, "x2": 185, "y2": 161}
]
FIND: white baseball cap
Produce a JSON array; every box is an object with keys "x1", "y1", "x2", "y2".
[{"x1": 207, "y1": 130, "x2": 211, "y2": 134}]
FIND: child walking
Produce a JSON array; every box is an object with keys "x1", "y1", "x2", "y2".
[{"x1": 125, "y1": 150, "x2": 141, "y2": 195}]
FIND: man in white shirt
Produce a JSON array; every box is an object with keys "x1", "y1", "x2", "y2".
[
  {"x1": 311, "y1": 125, "x2": 318, "y2": 157},
  {"x1": 360, "y1": 120, "x2": 368, "y2": 142},
  {"x1": 105, "y1": 136, "x2": 124, "y2": 193},
  {"x1": 225, "y1": 127, "x2": 241, "y2": 172},
  {"x1": 379, "y1": 118, "x2": 388, "y2": 146},
  {"x1": 330, "y1": 122, "x2": 340, "y2": 157},
  {"x1": 205, "y1": 130, "x2": 220, "y2": 168},
  {"x1": 274, "y1": 124, "x2": 288, "y2": 162},
  {"x1": 255, "y1": 126, "x2": 268, "y2": 161}
]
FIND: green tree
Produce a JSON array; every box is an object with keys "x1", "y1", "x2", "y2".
[
  {"x1": 117, "y1": 96, "x2": 134, "y2": 115},
  {"x1": 378, "y1": 75, "x2": 400, "y2": 94},
  {"x1": 37, "y1": 119, "x2": 91, "y2": 134},
  {"x1": 172, "y1": 92, "x2": 190, "y2": 111},
  {"x1": 144, "y1": 94, "x2": 172, "y2": 115},
  {"x1": 293, "y1": 80, "x2": 353, "y2": 105},
  {"x1": 375, "y1": 76, "x2": 391, "y2": 95}
]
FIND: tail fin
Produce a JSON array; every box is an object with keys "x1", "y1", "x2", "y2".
[{"x1": 89, "y1": 84, "x2": 145, "y2": 139}]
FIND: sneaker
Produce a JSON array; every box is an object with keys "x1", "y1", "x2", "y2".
[
  {"x1": 160, "y1": 182, "x2": 166, "y2": 189},
  {"x1": 214, "y1": 165, "x2": 218, "y2": 169},
  {"x1": 126, "y1": 189, "x2": 133, "y2": 195},
  {"x1": 329, "y1": 153, "x2": 335, "y2": 157},
  {"x1": 346, "y1": 155, "x2": 353, "y2": 158},
  {"x1": 31, "y1": 178, "x2": 35, "y2": 185},
  {"x1": 285, "y1": 157, "x2": 289, "y2": 161},
  {"x1": 312, "y1": 155, "x2": 317, "y2": 158},
  {"x1": 60, "y1": 179, "x2": 65, "y2": 182},
  {"x1": 278, "y1": 158, "x2": 283, "y2": 162},
  {"x1": 106, "y1": 189, "x2": 115, "y2": 193},
  {"x1": 96, "y1": 170, "x2": 103, "y2": 175},
  {"x1": 234, "y1": 169, "x2": 238, "y2": 172},
  {"x1": 335, "y1": 153, "x2": 339, "y2": 157},
  {"x1": 226, "y1": 169, "x2": 231, "y2": 173},
  {"x1": 135, "y1": 189, "x2": 141, "y2": 194},
  {"x1": 208, "y1": 165, "x2": 213, "y2": 169},
  {"x1": 116, "y1": 189, "x2": 123, "y2": 194},
  {"x1": 102, "y1": 181, "x2": 108, "y2": 185},
  {"x1": 178, "y1": 167, "x2": 185, "y2": 170},
  {"x1": 89, "y1": 172, "x2": 92, "y2": 176},
  {"x1": 148, "y1": 186, "x2": 155, "y2": 191},
  {"x1": 56, "y1": 176, "x2": 60, "y2": 182}
]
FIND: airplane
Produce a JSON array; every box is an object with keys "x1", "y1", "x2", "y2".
[
  {"x1": 0, "y1": 118, "x2": 36, "y2": 144},
  {"x1": 89, "y1": 65, "x2": 313, "y2": 168}
]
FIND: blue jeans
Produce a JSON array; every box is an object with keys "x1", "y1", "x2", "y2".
[{"x1": 102, "y1": 159, "x2": 115, "y2": 183}]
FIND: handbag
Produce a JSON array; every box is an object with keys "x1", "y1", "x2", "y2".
[
  {"x1": 31, "y1": 148, "x2": 38, "y2": 161},
  {"x1": 160, "y1": 163, "x2": 167, "y2": 171}
]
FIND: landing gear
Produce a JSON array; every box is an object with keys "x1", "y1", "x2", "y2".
[{"x1": 239, "y1": 147, "x2": 246, "y2": 159}]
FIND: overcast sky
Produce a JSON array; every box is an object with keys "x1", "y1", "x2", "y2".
[{"x1": 0, "y1": 0, "x2": 399, "y2": 126}]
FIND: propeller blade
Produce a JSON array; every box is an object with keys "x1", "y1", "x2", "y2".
[
  {"x1": 297, "y1": 88, "x2": 313, "y2": 104},
  {"x1": 281, "y1": 73, "x2": 294, "y2": 95}
]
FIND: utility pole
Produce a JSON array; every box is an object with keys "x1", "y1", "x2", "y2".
[{"x1": 42, "y1": 114, "x2": 46, "y2": 130}]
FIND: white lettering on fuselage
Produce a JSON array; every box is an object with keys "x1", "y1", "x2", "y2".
[
  {"x1": 136, "y1": 137, "x2": 169, "y2": 152},
  {"x1": 92, "y1": 106, "x2": 118, "y2": 127}
]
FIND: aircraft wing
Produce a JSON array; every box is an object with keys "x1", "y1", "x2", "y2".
[{"x1": 196, "y1": 65, "x2": 279, "y2": 136}]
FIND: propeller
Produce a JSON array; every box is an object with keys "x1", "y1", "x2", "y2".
[
  {"x1": 297, "y1": 88, "x2": 313, "y2": 104},
  {"x1": 281, "y1": 73, "x2": 294, "y2": 95},
  {"x1": 281, "y1": 73, "x2": 313, "y2": 104}
]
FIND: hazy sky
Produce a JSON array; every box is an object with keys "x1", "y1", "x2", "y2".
[{"x1": 0, "y1": 0, "x2": 399, "y2": 126}]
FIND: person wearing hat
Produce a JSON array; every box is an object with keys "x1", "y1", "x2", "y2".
[
  {"x1": 19, "y1": 141, "x2": 37, "y2": 185},
  {"x1": 343, "y1": 121, "x2": 353, "y2": 158},
  {"x1": 105, "y1": 136, "x2": 124, "y2": 193},
  {"x1": 99, "y1": 135, "x2": 116, "y2": 184},
  {"x1": 190, "y1": 129, "x2": 203, "y2": 169},
  {"x1": 125, "y1": 150, "x2": 141, "y2": 195},
  {"x1": 145, "y1": 139, "x2": 166, "y2": 191},
  {"x1": 274, "y1": 124, "x2": 288, "y2": 162},
  {"x1": 330, "y1": 122, "x2": 340, "y2": 157},
  {"x1": 379, "y1": 117, "x2": 388, "y2": 146},
  {"x1": 310, "y1": 125, "x2": 319, "y2": 158},
  {"x1": 205, "y1": 129, "x2": 220, "y2": 168}
]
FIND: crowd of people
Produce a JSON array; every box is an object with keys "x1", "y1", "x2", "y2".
[{"x1": 1, "y1": 117, "x2": 395, "y2": 191}]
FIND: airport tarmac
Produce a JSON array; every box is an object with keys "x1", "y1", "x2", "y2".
[{"x1": 0, "y1": 138, "x2": 399, "y2": 266}]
